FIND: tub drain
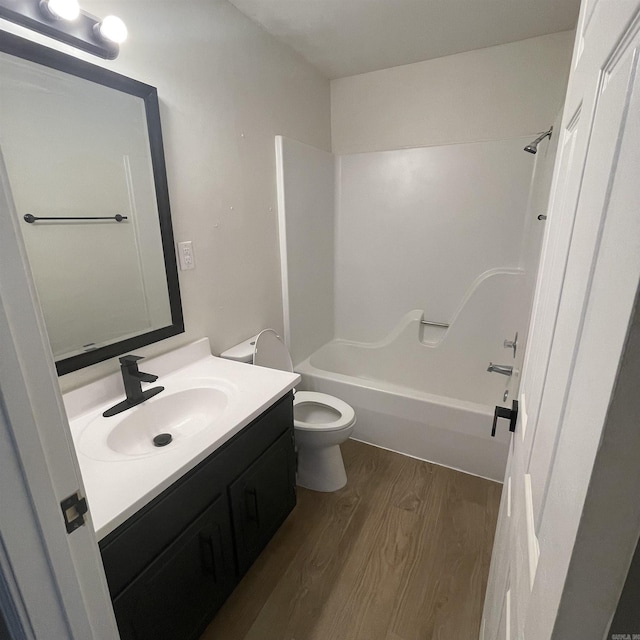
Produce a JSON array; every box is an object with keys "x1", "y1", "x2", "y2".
[{"x1": 153, "y1": 433, "x2": 172, "y2": 447}]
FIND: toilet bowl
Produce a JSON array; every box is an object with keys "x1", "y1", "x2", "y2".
[{"x1": 220, "y1": 329, "x2": 356, "y2": 492}]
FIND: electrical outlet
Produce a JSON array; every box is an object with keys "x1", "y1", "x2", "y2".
[{"x1": 177, "y1": 241, "x2": 195, "y2": 270}]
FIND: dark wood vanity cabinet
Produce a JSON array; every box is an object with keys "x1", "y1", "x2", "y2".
[{"x1": 99, "y1": 392, "x2": 295, "y2": 640}]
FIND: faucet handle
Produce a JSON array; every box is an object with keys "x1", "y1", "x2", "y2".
[
  {"x1": 119, "y1": 354, "x2": 144, "y2": 366},
  {"x1": 503, "y1": 332, "x2": 518, "y2": 358}
]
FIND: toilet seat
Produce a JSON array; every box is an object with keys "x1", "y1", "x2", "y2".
[
  {"x1": 293, "y1": 391, "x2": 356, "y2": 432},
  {"x1": 251, "y1": 330, "x2": 356, "y2": 434}
]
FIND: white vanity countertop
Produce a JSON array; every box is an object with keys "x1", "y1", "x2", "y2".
[{"x1": 63, "y1": 339, "x2": 300, "y2": 540}]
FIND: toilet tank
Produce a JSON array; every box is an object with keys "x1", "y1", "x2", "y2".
[{"x1": 219, "y1": 335, "x2": 258, "y2": 363}]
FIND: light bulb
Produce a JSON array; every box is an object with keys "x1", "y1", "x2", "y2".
[
  {"x1": 97, "y1": 15, "x2": 128, "y2": 44},
  {"x1": 41, "y1": 0, "x2": 80, "y2": 21}
]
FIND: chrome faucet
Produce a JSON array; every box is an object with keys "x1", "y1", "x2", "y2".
[{"x1": 487, "y1": 363, "x2": 513, "y2": 377}]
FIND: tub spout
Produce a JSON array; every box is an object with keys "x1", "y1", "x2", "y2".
[{"x1": 487, "y1": 363, "x2": 513, "y2": 377}]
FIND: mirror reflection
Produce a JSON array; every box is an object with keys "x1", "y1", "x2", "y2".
[{"x1": 0, "y1": 42, "x2": 183, "y2": 374}]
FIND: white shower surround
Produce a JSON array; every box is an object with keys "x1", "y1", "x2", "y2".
[
  {"x1": 276, "y1": 136, "x2": 541, "y2": 481},
  {"x1": 334, "y1": 140, "x2": 534, "y2": 343}
]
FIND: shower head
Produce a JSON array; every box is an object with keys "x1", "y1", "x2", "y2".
[{"x1": 524, "y1": 127, "x2": 553, "y2": 154}]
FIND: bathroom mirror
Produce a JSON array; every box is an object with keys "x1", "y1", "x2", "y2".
[{"x1": 0, "y1": 32, "x2": 183, "y2": 375}]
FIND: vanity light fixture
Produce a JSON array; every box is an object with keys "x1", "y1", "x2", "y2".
[
  {"x1": 94, "y1": 14, "x2": 127, "y2": 44},
  {"x1": 0, "y1": 0, "x2": 127, "y2": 59},
  {"x1": 40, "y1": 0, "x2": 79, "y2": 21}
]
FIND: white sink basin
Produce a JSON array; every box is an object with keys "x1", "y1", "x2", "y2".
[{"x1": 78, "y1": 386, "x2": 230, "y2": 461}]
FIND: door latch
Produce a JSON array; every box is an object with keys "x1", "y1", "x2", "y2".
[
  {"x1": 491, "y1": 400, "x2": 519, "y2": 437},
  {"x1": 60, "y1": 491, "x2": 88, "y2": 534}
]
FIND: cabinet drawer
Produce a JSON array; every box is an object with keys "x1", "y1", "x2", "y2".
[
  {"x1": 100, "y1": 392, "x2": 293, "y2": 597},
  {"x1": 112, "y1": 493, "x2": 234, "y2": 640}
]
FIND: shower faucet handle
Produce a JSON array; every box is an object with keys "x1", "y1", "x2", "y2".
[{"x1": 503, "y1": 332, "x2": 518, "y2": 358}]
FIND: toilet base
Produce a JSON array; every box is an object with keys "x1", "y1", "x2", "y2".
[{"x1": 296, "y1": 443, "x2": 347, "y2": 492}]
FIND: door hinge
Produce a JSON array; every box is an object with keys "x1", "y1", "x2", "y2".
[{"x1": 60, "y1": 491, "x2": 88, "y2": 534}]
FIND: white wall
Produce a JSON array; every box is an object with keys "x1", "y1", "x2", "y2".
[
  {"x1": 276, "y1": 137, "x2": 334, "y2": 366},
  {"x1": 331, "y1": 31, "x2": 575, "y2": 154},
  {"x1": 334, "y1": 139, "x2": 535, "y2": 343},
  {"x1": 0, "y1": 0, "x2": 331, "y2": 390}
]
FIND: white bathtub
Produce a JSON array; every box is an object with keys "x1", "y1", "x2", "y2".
[{"x1": 296, "y1": 271, "x2": 525, "y2": 482}]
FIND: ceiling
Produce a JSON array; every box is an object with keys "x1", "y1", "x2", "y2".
[{"x1": 227, "y1": 0, "x2": 581, "y2": 79}]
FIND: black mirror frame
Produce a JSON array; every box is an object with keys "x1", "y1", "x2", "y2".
[{"x1": 0, "y1": 31, "x2": 184, "y2": 375}]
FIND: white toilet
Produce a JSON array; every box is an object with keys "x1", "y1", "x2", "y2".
[{"x1": 220, "y1": 329, "x2": 356, "y2": 492}]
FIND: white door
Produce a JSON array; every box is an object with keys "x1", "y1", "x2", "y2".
[
  {"x1": 482, "y1": 1, "x2": 640, "y2": 639},
  {"x1": 0, "y1": 149, "x2": 120, "y2": 638}
]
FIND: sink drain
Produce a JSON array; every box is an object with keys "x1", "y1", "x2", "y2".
[{"x1": 153, "y1": 433, "x2": 172, "y2": 447}]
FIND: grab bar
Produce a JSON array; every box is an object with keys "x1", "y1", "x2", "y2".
[{"x1": 420, "y1": 319, "x2": 449, "y2": 328}]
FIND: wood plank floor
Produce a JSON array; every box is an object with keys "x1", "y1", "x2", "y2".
[{"x1": 200, "y1": 439, "x2": 502, "y2": 640}]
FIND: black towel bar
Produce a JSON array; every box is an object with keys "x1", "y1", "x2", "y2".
[{"x1": 23, "y1": 214, "x2": 127, "y2": 224}]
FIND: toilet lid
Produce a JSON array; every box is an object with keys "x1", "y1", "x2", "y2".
[
  {"x1": 293, "y1": 391, "x2": 356, "y2": 431},
  {"x1": 253, "y1": 329, "x2": 294, "y2": 373}
]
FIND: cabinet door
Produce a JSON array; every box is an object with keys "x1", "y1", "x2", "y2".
[
  {"x1": 112, "y1": 493, "x2": 234, "y2": 640},
  {"x1": 229, "y1": 429, "x2": 296, "y2": 575}
]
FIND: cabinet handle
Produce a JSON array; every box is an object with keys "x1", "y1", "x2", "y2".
[
  {"x1": 245, "y1": 488, "x2": 259, "y2": 525},
  {"x1": 199, "y1": 533, "x2": 217, "y2": 580}
]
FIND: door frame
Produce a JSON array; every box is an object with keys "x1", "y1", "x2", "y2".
[{"x1": 551, "y1": 293, "x2": 640, "y2": 638}]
